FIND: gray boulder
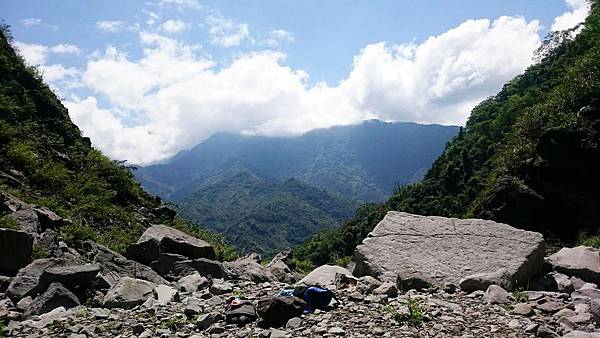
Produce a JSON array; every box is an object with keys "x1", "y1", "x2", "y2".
[
  {"x1": 171, "y1": 258, "x2": 225, "y2": 279},
  {"x1": 256, "y1": 296, "x2": 307, "y2": 327},
  {"x1": 177, "y1": 273, "x2": 209, "y2": 292},
  {"x1": 6, "y1": 258, "x2": 78, "y2": 301},
  {"x1": 209, "y1": 279, "x2": 233, "y2": 295},
  {"x1": 484, "y1": 285, "x2": 512, "y2": 304},
  {"x1": 299, "y1": 265, "x2": 353, "y2": 290},
  {"x1": 153, "y1": 284, "x2": 179, "y2": 305},
  {"x1": 547, "y1": 246, "x2": 600, "y2": 284},
  {"x1": 354, "y1": 212, "x2": 544, "y2": 290},
  {"x1": 0, "y1": 229, "x2": 33, "y2": 272},
  {"x1": 23, "y1": 283, "x2": 80, "y2": 317},
  {"x1": 103, "y1": 277, "x2": 155, "y2": 309},
  {"x1": 267, "y1": 249, "x2": 295, "y2": 284},
  {"x1": 125, "y1": 225, "x2": 215, "y2": 265},
  {"x1": 224, "y1": 254, "x2": 274, "y2": 283},
  {"x1": 39, "y1": 264, "x2": 100, "y2": 290},
  {"x1": 77, "y1": 241, "x2": 167, "y2": 285}
]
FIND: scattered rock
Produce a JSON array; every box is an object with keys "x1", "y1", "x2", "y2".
[
  {"x1": 373, "y1": 282, "x2": 398, "y2": 297},
  {"x1": 39, "y1": 264, "x2": 100, "y2": 290},
  {"x1": 171, "y1": 258, "x2": 225, "y2": 279},
  {"x1": 153, "y1": 284, "x2": 179, "y2": 304},
  {"x1": 357, "y1": 276, "x2": 382, "y2": 294},
  {"x1": 299, "y1": 265, "x2": 352, "y2": 290},
  {"x1": 547, "y1": 246, "x2": 600, "y2": 284},
  {"x1": 103, "y1": 277, "x2": 155, "y2": 309},
  {"x1": 484, "y1": 285, "x2": 512, "y2": 304},
  {"x1": 125, "y1": 224, "x2": 216, "y2": 265},
  {"x1": 210, "y1": 279, "x2": 233, "y2": 295},
  {"x1": 177, "y1": 272, "x2": 209, "y2": 292},
  {"x1": 224, "y1": 254, "x2": 275, "y2": 283},
  {"x1": 353, "y1": 212, "x2": 545, "y2": 289},
  {"x1": 0, "y1": 228, "x2": 33, "y2": 272},
  {"x1": 24, "y1": 283, "x2": 80, "y2": 317},
  {"x1": 256, "y1": 296, "x2": 307, "y2": 327},
  {"x1": 513, "y1": 303, "x2": 534, "y2": 316},
  {"x1": 196, "y1": 312, "x2": 224, "y2": 330},
  {"x1": 6, "y1": 258, "x2": 76, "y2": 301}
]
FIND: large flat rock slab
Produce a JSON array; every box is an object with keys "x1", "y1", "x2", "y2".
[
  {"x1": 354, "y1": 212, "x2": 544, "y2": 290},
  {"x1": 546, "y1": 246, "x2": 600, "y2": 284}
]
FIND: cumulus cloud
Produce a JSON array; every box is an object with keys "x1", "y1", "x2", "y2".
[
  {"x1": 552, "y1": 0, "x2": 592, "y2": 31},
  {"x1": 20, "y1": 18, "x2": 42, "y2": 28},
  {"x1": 205, "y1": 12, "x2": 250, "y2": 47},
  {"x1": 64, "y1": 15, "x2": 543, "y2": 164},
  {"x1": 161, "y1": 19, "x2": 189, "y2": 33},
  {"x1": 13, "y1": 41, "x2": 81, "y2": 85},
  {"x1": 96, "y1": 20, "x2": 139, "y2": 33}
]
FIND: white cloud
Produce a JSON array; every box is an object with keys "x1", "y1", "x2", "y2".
[
  {"x1": 50, "y1": 43, "x2": 81, "y2": 54},
  {"x1": 156, "y1": 0, "x2": 201, "y2": 10},
  {"x1": 65, "y1": 15, "x2": 542, "y2": 164},
  {"x1": 20, "y1": 18, "x2": 42, "y2": 28},
  {"x1": 96, "y1": 20, "x2": 139, "y2": 33},
  {"x1": 261, "y1": 29, "x2": 295, "y2": 47},
  {"x1": 205, "y1": 12, "x2": 250, "y2": 47},
  {"x1": 161, "y1": 20, "x2": 189, "y2": 33},
  {"x1": 552, "y1": 0, "x2": 591, "y2": 31},
  {"x1": 13, "y1": 42, "x2": 81, "y2": 84},
  {"x1": 13, "y1": 42, "x2": 48, "y2": 65}
]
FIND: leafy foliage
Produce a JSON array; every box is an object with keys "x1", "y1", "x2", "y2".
[
  {"x1": 394, "y1": 298, "x2": 427, "y2": 326},
  {"x1": 0, "y1": 27, "x2": 236, "y2": 258},
  {"x1": 297, "y1": 1, "x2": 600, "y2": 265}
]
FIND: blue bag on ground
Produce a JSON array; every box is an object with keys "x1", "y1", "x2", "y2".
[{"x1": 293, "y1": 286, "x2": 334, "y2": 313}]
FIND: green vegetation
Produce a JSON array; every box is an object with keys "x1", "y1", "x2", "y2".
[
  {"x1": 512, "y1": 288, "x2": 528, "y2": 303},
  {"x1": 0, "y1": 215, "x2": 20, "y2": 230},
  {"x1": 160, "y1": 315, "x2": 187, "y2": 332},
  {"x1": 179, "y1": 172, "x2": 358, "y2": 256},
  {"x1": 31, "y1": 243, "x2": 50, "y2": 259},
  {"x1": 297, "y1": 0, "x2": 600, "y2": 266},
  {"x1": 395, "y1": 298, "x2": 427, "y2": 326},
  {"x1": 0, "y1": 25, "x2": 236, "y2": 258}
]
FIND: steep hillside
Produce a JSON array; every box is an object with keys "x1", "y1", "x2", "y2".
[
  {"x1": 178, "y1": 171, "x2": 358, "y2": 255},
  {"x1": 0, "y1": 26, "x2": 236, "y2": 260},
  {"x1": 135, "y1": 120, "x2": 458, "y2": 202},
  {"x1": 297, "y1": 2, "x2": 600, "y2": 265}
]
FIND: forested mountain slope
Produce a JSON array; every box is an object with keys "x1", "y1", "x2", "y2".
[
  {"x1": 135, "y1": 120, "x2": 458, "y2": 203},
  {"x1": 0, "y1": 26, "x2": 236, "y2": 260},
  {"x1": 296, "y1": 2, "x2": 600, "y2": 266}
]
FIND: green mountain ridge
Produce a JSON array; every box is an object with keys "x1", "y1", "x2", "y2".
[
  {"x1": 296, "y1": 1, "x2": 600, "y2": 265},
  {"x1": 179, "y1": 170, "x2": 358, "y2": 255}
]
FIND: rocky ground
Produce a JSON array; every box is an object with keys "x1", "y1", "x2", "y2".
[{"x1": 2, "y1": 197, "x2": 600, "y2": 338}]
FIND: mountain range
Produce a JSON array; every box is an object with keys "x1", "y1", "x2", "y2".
[{"x1": 134, "y1": 121, "x2": 458, "y2": 255}]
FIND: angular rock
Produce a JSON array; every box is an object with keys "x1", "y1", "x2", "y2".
[
  {"x1": 484, "y1": 285, "x2": 512, "y2": 304},
  {"x1": 196, "y1": 312, "x2": 224, "y2": 330},
  {"x1": 0, "y1": 276, "x2": 11, "y2": 293},
  {"x1": 547, "y1": 246, "x2": 600, "y2": 284},
  {"x1": 24, "y1": 283, "x2": 80, "y2": 317},
  {"x1": 357, "y1": 276, "x2": 382, "y2": 294},
  {"x1": 210, "y1": 279, "x2": 233, "y2": 295},
  {"x1": 149, "y1": 253, "x2": 188, "y2": 276},
  {"x1": 171, "y1": 258, "x2": 224, "y2": 279},
  {"x1": 397, "y1": 272, "x2": 436, "y2": 292},
  {"x1": 76, "y1": 241, "x2": 167, "y2": 285},
  {"x1": 591, "y1": 299, "x2": 600, "y2": 325},
  {"x1": 299, "y1": 265, "x2": 352, "y2": 290},
  {"x1": 0, "y1": 229, "x2": 33, "y2": 272},
  {"x1": 224, "y1": 254, "x2": 274, "y2": 283},
  {"x1": 256, "y1": 296, "x2": 307, "y2": 327},
  {"x1": 537, "y1": 301, "x2": 567, "y2": 313},
  {"x1": 459, "y1": 268, "x2": 512, "y2": 292},
  {"x1": 177, "y1": 273, "x2": 209, "y2": 292},
  {"x1": 373, "y1": 282, "x2": 398, "y2": 297},
  {"x1": 39, "y1": 264, "x2": 100, "y2": 291},
  {"x1": 37, "y1": 229, "x2": 62, "y2": 258},
  {"x1": 354, "y1": 212, "x2": 544, "y2": 290},
  {"x1": 125, "y1": 225, "x2": 215, "y2": 265},
  {"x1": 513, "y1": 303, "x2": 534, "y2": 316},
  {"x1": 103, "y1": 277, "x2": 155, "y2": 309},
  {"x1": 6, "y1": 258, "x2": 76, "y2": 301},
  {"x1": 561, "y1": 331, "x2": 600, "y2": 338},
  {"x1": 266, "y1": 248, "x2": 295, "y2": 284},
  {"x1": 153, "y1": 284, "x2": 179, "y2": 304}
]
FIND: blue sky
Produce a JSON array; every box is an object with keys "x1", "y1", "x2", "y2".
[{"x1": 0, "y1": 0, "x2": 591, "y2": 164}]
